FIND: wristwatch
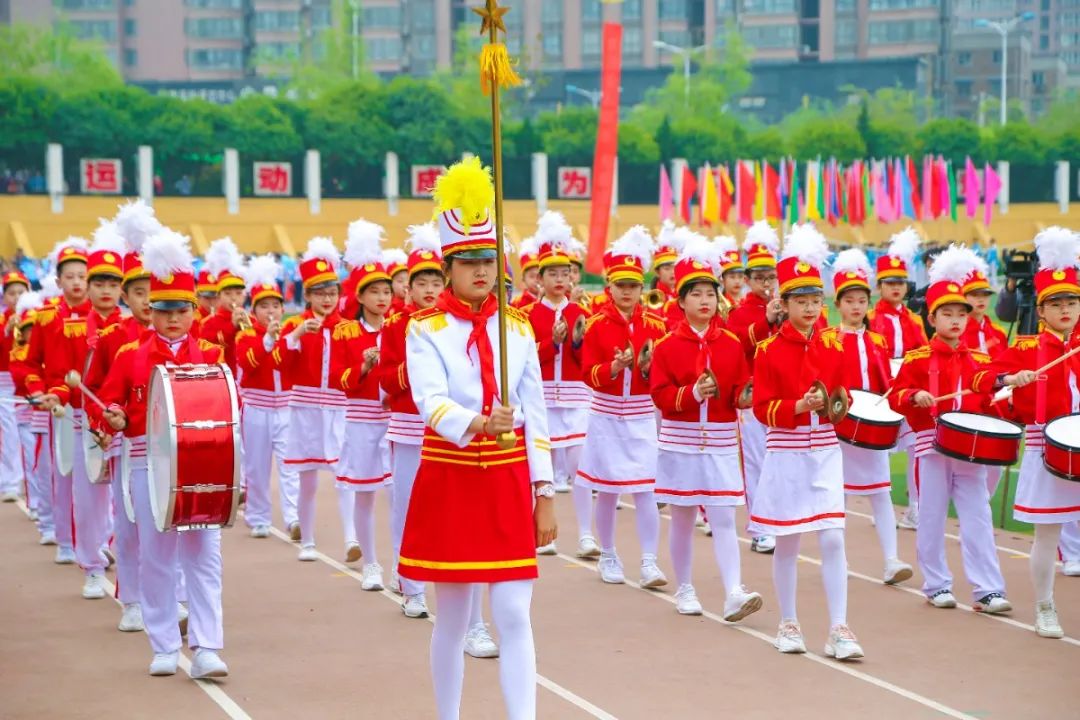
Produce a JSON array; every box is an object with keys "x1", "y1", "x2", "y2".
[{"x1": 534, "y1": 484, "x2": 556, "y2": 499}]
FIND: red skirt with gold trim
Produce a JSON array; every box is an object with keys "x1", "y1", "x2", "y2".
[{"x1": 398, "y1": 428, "x2": 538, "y2": 583}]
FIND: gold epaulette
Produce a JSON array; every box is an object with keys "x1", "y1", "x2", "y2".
[
  {"x1": 383, "y1": 310, "x2": 405, "y2": 328},
  {"x1": 652, "y1": 332, "x2": 673, "y2": 351},
  {"x1": 753, "y1": 333, "x2": 779, "y2": 358},
  {"x1": 281, "y1": 316, "x2": 302, "y2": 331},
  {"x1": 903, "y1": 345, "x2": 931, "y2": 362},
  {"x1": 1012, "y1": 335, "x2": 1038, "y2": 350},
  {"x1": 971, "y1": 350, "x2": 992, "y2": 364},
  {"x1": 34, "y1": 306, "x2": 58, "y2": 327},
  {"x1": 518, "y1": 302, "x2": 536, "y2": 315},
  {"x1": 505, "y1": 305, "x2": 533, "y2": 337},
  {"x1": 332, "y1": 319, "x2": 361, "y2": 341},
  {"x1": 236, "y1": 328, "x2": 257, "y2": 340},
  {"x1": 408, "y1": 307, "x2": 448, "y2": 335},
  {"x1": 117, "y1": 339, "x2": 140, "y2": 355},
  {"x1": 720, "y1": 328, "x2": 739, "y2": 344},
  {"x1": 198, "y1": 338, "x2": 221, "y2": 353},
  {"x1": 11, "y1": 345, "x2": 28, "y2": 361},
  {"x1": 506, "y1": 305, "x2": 529, "y2": 323},
  {"x1": 97, "y1": 323, "x2": 121, "y2": 340},
  {"x1": 868, "y1": 330, "x2": 888, "y2": 349},
  {"x1": 583, "y1": 312, "x2": 605, "y2": 334},
  {"x1": 63, "y1": 318, "x2": 87, "y2": 339}
]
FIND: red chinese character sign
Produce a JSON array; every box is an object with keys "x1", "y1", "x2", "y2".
[
  {"x1": 558, "y1": 167, "x2": 592, "y2": 199},
  {"x1": 80, "y1": 159, "x2": 122, "y2": 194},
  {"x1": 410, "y1": 165, "x2": 447, "y2": 198},
  {"x1": 254, "y1": 162, "x2": 292, "y2": 197}
]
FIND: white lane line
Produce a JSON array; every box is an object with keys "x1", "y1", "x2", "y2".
[
  {"x1": 553, "y1": 550, "x2": 977, "y2": 720},
  {"x1": 14, "y1": 501, "x2": 252, "y2": 720},
  {"x1": 265, "y1": 526, "x2": 619, "y2": 720},
  {"x1": 626, "y1": 501, "x2": 1080, "y2": 648},
  {"x1": 844, "y1": 507, "x2": 1034, "y2": 558}
]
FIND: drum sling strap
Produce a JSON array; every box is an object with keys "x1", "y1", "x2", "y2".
[
  {"x1": 1036, "y1": 338, "x2": 1049, "y2": 427},
  {"x1": 132, "y1": 336, "x2": 208, "y2": 391}
]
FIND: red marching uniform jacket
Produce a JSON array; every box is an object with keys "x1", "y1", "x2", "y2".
[
  {"x1": 888, "y1": 338, "x2": 993, "y2": 438},
  {"x1": 198, "y1": 306, "x2": 250, "y2": 375},
  {"x1": 975, "y1": 332, "x2": 1080, "y2": 425},
  {"x1": 15, "y1": 298, "x2": 91, "y2": 399},
  {"x1": 273, "y1": 310, "x2": 349, "y2": 391},
  {"x1": 524, "y1": 299, "x2": 588, "y2": 386},
  {"x1": 43, "y1": 306, "x2": 123, "y2": 408},
  {"x1": 377, "y1": 306, "x2": 419, "y2": 416},
  {"x1": 660, "y1": 298, "x2": 685, "y2": 330},
  {"x1": 728, "y1": 293, "x2": 827, "y2": 366},
  {"x1": 83, "y1": 315, "x2": 150, "y2": 397},
  {"x1": 962, "y1": 315, "x2": 1008, "y2": 359},
  {"x1": 868, "y1": 299, "x2": 928, "y2": 359},
  {"x1": 580, "y1": 303, "x2": 666, "y2": 398},
  {"x1": 510, "y1": 289, "x2": 537, "y2": 310},
  {"x1": 752, "y1": 322, "x2": 849, "y2": 429},
  {"x1": 331, "y1": 320, "x2": 382, "y2": 401},
  {"x1": 235, "y1": 323, "x2": 293, "y2": 408},
  {"x1": 0, "y1": 308, "x2": 17, "y2": 377},
  {"x1": 650, "y1": 318, "x2": 748, "y2": 423},
  {"x1": 819, "y1": 326, "x2": 893, "y2": 395}
]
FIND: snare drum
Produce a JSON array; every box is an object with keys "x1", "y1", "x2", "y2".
[
  {"x1": 147, "y1": 363, "x2": 241, "y2": 532},
  {"x1": 934, "y1": 412, "x2": 1023, "y2": 466},
  {"x1": 835, "y1": 389, "x2": 904, "y2": 451},
  {"x1": 1044, "y1": 414, "x2": 1080, "y2": 482}
]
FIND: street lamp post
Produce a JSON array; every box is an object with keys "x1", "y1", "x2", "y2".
[
  {"x1": 652, "y1": 40, "x2": 707, "y2": 109},
  {"x1": 565, "y1": 84, "x2": 601, "y2": 109},
  {"x1": 974, "y1": 12, "x2": 1034, "y2": 126},
  {"x1": 349, "y1": 0, "x2": 361, "y2": 80}
]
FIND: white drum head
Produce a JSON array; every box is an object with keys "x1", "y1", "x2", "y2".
[
  {"x1": 53, "y1": 409, "x2": 74, "y2": 476},
  {"x1": 1045, "y1": 414, "x2": 1080, "y2": 447},
  {"x1": 848, "y1": 390, "x2": 904, "y2": 423},
  {"x1": 82, "y1": 425, "x2": 104, "y2": 483},
  {"x1": 120, "y1": 437, "x2": 135, "y2": 524},
  {"x1": 940, "y1": 412, "x2": 1022, "y2": 437},
  {"x1": 146, "y1": 367, "x2": 177, "y2": 532}
]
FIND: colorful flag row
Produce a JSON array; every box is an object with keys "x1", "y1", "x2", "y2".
[{"x1": 659, "y1": 157, "x2": 1003, "y2": 228}]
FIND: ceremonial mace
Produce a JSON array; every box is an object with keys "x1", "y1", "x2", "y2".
[{"x1": 475, "y1": 0, "x2": 521, "y2": 450}]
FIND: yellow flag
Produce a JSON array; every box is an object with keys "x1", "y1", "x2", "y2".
[
  {"x1": 753, "y1": 161, "x2": 763, "y2": 220},
  {"x1": 805, "y1": 161, "x2": 822, "y2": 221},
  {"x1": 702, "y1": 164, "x2": 719, "y2": 226}
]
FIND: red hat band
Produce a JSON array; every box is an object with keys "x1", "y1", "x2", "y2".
[
  {"x1": 926, "y1": 281, "x2": 970, "y2": 314},
  {"x1": 674, "y1": 257, "x2": 718, "y2": 294},
  {"x1": 604, "y1": 253, "x2": 645, "y2": 284},
  {"x1": 1035, "y1": 267, "x2": 1080, "y2": 304},
  {"x1": 876, "y1": 255, "x2": 908, "y2": 281},
  {"x1": 150, "y1": 271, "x2": 197, "y2": 306},
  {"x1": 777, "y1": 257, "x2": 823, "y2": 296},
  {"x1": 87, "y1": 250, "x2": 124, "y2": 280},
  {"x1": 300, "y1": 257, "x2": 339, "y2": 290},
  {"x1": 833, "y1": 269, "x2": 870, "y2": 296}
]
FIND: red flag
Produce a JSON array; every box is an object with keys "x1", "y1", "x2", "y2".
[
  {"x1": 929, "y1": 157, "x2": 943, "y2": 219},
  {"x1": 718, "y1": 165, "x2": 733, "y2": 223},
  {"x1": 906, "y1": 156, "x2": 922, "y2": 220},
  {"x1": 585, "y1": 23, "x2": 622, "y2": 276},
  {"x1": 680, "y1": 164, "x2": 698, "y2": 224},
  {"x1": 736, "y1": 161, "x2": 756, "y2": 226},
  {"x1": 764, "y1": 162, "x2": 781, "y2": 220}
]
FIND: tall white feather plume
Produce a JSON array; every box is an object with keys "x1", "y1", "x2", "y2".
[
  {"x1": 781, "y1": 223, "x2": 830, "y2": 269},
  {"x1": 302, "y1": 237, "x2": 341, "y2": 270},
  {"x1": 831, "y1": 248, "x2": 872, "y2": 278},
  {"x1": 48, "y1": 236, "x2": 89, "y2": 264},
  {"x1": 568, "y1": 237, "x2": 586, "y2": 258},
  {"x1": 113, "y1": 200, "x2": 161, "y2": 254},
  {"x1": 928, "y1": 244, "x2": 981, "y2": 285},
  {"x1": 205, "y1": 237, "x2": 243, "y2": 277},
  {"x1": 344, "y1": 219, "x2": 386, "y2": 268},
  {"x1": 16, "y1": 291, "x2": 41, "y2": 317},
  {"x1": 90, "y1": 220, "x2": 128, "y2": 255},
  {"x1": 1034, "y1": 226, "x2": 1080, "y2": 271},
  {"x1": 536, "y1": 211, "x2": 573, "y2": 246},
  {"x1": 405, "y1": 223, "x2": 442, "y2": 256},
  {"x1": 656, "y1": 219, "x2": 677, "y2": 246},
  {"x1": 743, "y1": 220, "x2": 779, "y2": 254},
  {"x1": 610, "y1": 225, "x2": 654, "y2": 272},
  {"x1": 243, "y1": 253, "x2": 282, "y2": 288},
  {"x1": 667, "y1": 226, "x2": 695, "y2": 254},
  {"x1": 143, "y1": 230, "x2": 195, "y2": 280},
  {"x1": 382, "y1": 248, "x2": 407, "y2": 270},
  {"x1": 40, "y1": 275, "x2": 60, "y2": 299},
  {"x1": 679, "y1": 234, "x2": 721, "y2": 276},
  {"x1": 518, "y1": 235, "x2": 540, "y2": 258},
  {"x1": 887, "y1": 227, "x2": 921, "y2": 265},
  {"x1": 713, "y1": 235, "x2": 738, "y2": 256}
]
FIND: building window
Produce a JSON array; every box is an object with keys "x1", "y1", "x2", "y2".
[
  {"x1": 867, "y1": 19, "x2": 937, "y2": 44},
  {"x1": 658, "y1": 28, "x2": 691, "y2": 47},
  {"x1": 835, "y1": 19, "x2": 856, "y2": 47},
  {"x1": 363, "y1": 5, "x2": 401, "y2": 29},
  {"x1": 410, "y1": 0, "x2": 435, "y2": 30},
  {"x1": 740, "y1": 23, "x2": 797, "y2": 48},
  {"x1": 542, "y1": 2, "x2": 562, "y2": 22},
  {"x1": 659, "y1": 0, "x2": 687, "y2": 18},
  {"x1": 582, "y1": 0, "x2": 602, "y2": 22},
  {"x1": 1033, "y1": 70, "x2": 1045, "y2": 89},
  {"x1": 366, "y1": 36, "x2": 402, "y2": 62},
  {"x1": 124, "y1": 18, "x2": 136, "y2": 36},
  {"x1": 743, "y1": 0, "x2": 797, "y2": 13},
  {"x1": 835, "y1": 0, "x2": 855, "y2": 11},
  {"x1": 258, "y1": 42, "x2": 300, "y2": 60},
  {"x1": 955, "y1": 79, "x2": 972, "y2": 98},
  {"x1": 70, "y1": 20, "x2": 117, "y2": 41},
  {"x1": 868, "y1": 0, "x2": 938, "y2": 8},
  {"x1": 56, "y1": 0, "x2": 115, "y2": 8},
  {"x1": 957, "y1": 51, "x2": 971, "y2": 65},
  {"x1": 623, "y1": 26, "x2": 643, "y2": 56},
  {"x1": 583, "y1": 28, "x2": 602, "y2": 56},
  {"x1": 255, "y1": 11, "x2": 299, "y2": 32},
  {"x1": 623, "y1": 0, "x2": 643, "y2": 20},
  {"x1": 183, "y1": 0, "x2": 241, "y2": 8},
  {"x1": 542, "y1": 30, "x2": 562, "y2": 59},
  {"x1": 124, "y1": 48, "x2": 136, "y2": 67},
  {"x1": 185, "y1": 17, "x2": 243, "y2": 39},
  {"x1": 992, "y1": 49, "x2": 1001, "y2": 63},
  {"x1": 1041, "y1": 34, "x2": 1049, "y2": 50},
  {"x1": 313, "y1": 7, "x2": 332, "y2": 29},
  {"x1": 186, "y1": 48, "x2": 243, "y2": 69},
  {"x1": 413, "y1": 34, "x2": 436, "y2": 60}
]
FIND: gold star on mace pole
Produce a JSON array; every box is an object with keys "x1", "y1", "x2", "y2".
[{"x1": 472, "y1": 0, "x2": 509, "y2": 40}]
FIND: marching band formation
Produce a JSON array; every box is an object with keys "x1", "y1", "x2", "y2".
[{"x1": 4, "y1": 156, "x2": 1080, "y2": 720}]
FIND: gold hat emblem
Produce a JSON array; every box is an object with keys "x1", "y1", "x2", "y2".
[
  {"x1": 420, "y1": 251, "x2": 433, "y2": 260},
  {"x1": 316, "y1": 260, "x2": 328, "y2": 272},
  {"x1": 1053, "y1": 270, "x2": 1067, "y2": 281},
  {"x1": 891, "y1": 258, "x2": 901, "y2": 267},
  {"x1": 846, "y1": 272, "x2": 857, "y2": 279},
  {"x1": 161, "y1": 273, "x2": 174, "y2": 284},
  {"x1": 626, "y1": 257, "x2": 637, "y2": 266},
  {"x1": 796, "y1": 262, "x2": 811, "y2": 273},
  {"x1": 103, "y1": 253, "x2": 115, "y2": 263},
  {"x1": 62, "y1": 248, "x2": 73, "y2": 256},
  {"x1": 947, "y1": 283, "x2": 960, "y2": 292},
  {"x1": 692, "y1": 261, "x2": 704, "y2": 269},
  {"x1": 207, "y1": 273, "x2": 216, "y2": 283},
  {"x1": 364, "y1": 264, "x2": 376, "y2": 272}
]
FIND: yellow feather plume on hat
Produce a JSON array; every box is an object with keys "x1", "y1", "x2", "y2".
[{"x1": 433, "y1": 156, "x2": 495, "y2": 231}]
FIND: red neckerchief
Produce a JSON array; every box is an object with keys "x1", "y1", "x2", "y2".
[
  {"x1": 599, "y1": 298, "x2": 646, "y2": 351},
  {"x1": 436, "y1": 290, "x2": 499, "y2": 409},
  {"x1": 305, "y1": 309, "x2": 342, "y2": 331},
  {"x1": 674, "y1": 316, "x2": 727, "y2": 375},
  {"x1": 87, "y1": 307, "x2": 122, "y2": 350},
  {"x1": 927, "y1": 336, "x2": 968, "y2": 417},
  {"x1": 60, "y1": 298, "x2": 92, "y2": 318},
  {"x1": 874, "y1": 299, "x2": 905, "y2": 318}
]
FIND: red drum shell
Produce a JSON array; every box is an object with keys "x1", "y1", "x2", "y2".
[
  {"x1": 933, "y1": 413, "x2": 1022, "y2": 467},
  {"x1": 148, "y1": 364, "x2": 240, "y2": 531},
  {"x1": 835, "y1": 391, "x2": 902, "y2": 451},
  {"x1": 1043, "y1": 414, "x2": 1080, "y2": 483}
]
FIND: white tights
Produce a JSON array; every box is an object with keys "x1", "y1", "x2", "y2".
[
  {"x1": 867, "y1": 492, "x2": 899, "y2": 562},
  {"x1": 594, "y1": 491, "x2": 659, "y2": 558},
  {"x1": 298, "y1": 470, "x2": 319, "y2": 546},
  {"x1": 431, "y1": 580, "x2": 535, "y2": 720},
  {"x1": 773, "y1": 529, "x2": 848, "y2": 627},
  {"x1": 669, "y1": 505, "x2": 742, "y2": 593},
  {"x1": 1031, "y1": 523, "x2": 1061, "y2": 604}
]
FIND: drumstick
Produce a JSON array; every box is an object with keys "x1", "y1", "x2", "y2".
[
  {"x1": 873, "y1": 387, "x2": 895, "y2": 406},
  {"x1": 63, "y1": 370, "x2": 109, "y2": 413},
  {"x1": 931, "y1": 389, "x2": 973, "y2": 404},
  {"x1": 993, "y1": 345, "x2": 1080, "y2": 402}
]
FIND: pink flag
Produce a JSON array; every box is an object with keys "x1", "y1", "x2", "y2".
[
  {"x1": 983, "y1": 163, "x2": 1001, "y2": 227},
  {"x1": 659, "y1": 163, "x2": 674, "y2": 222},
  {"x1": 872, "y1": 165, "x2": 895, "y2": 223},
  {"x1": 921, "y1": 157, "x2": 933, "y2": 220},
  {"x1": 964, "y1": 157, "x2": 980, "y2": 219},
  {"x1": 937, "y1": 157, "x2": 950, "y2": 217}
]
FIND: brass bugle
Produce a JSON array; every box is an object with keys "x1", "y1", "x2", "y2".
[
  {"x1": 643, "y1": 288, "x2": 666, "y2": 310},
  {"x1": 233, "y1": 302, "x2": 253, "y2": 331}
]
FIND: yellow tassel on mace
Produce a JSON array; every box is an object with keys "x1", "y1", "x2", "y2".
[{"x1": 479, "y1": 43, "x2": 522, "y2": 96}]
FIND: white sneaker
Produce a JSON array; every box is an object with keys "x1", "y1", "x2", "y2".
[
  {"x1": 0, "y1": 491, "x2": 18, "y2": 503},
  {"x1": 674, "y1": 584, "x2": 703, "y2": 615},
  {"x1": 118, "y1": 603, "x2": 144, "y2": 632},
  {"x1": 883, "y1": 558, "x2": 914, "y2": 586},
  {"x1": 54, "y1": 546, "x2": 76, "y2": 564},
  {"x1": 598, "y1": 552, "x2": 625, "y2": 584},
  {"x1": 1035, "y1": 601, "x2": 1064, "y2": 639},
  {"x1": 361, "y1": 563, "x2": 384, "y2": 591},
  {"x1": 928, "y1": 590, "x2": 957, "y2": 608},
  {"x1": 389, "y1": 568, "x2": 402, "y2": 595},
  {"x1": 39, "y1": 532, "x2": 56, "y2": 546},
  {"x1": 402, "y1": 593, "x2": 428, "y2": 618},
  {"x1": 288, "y1": 522, "x2": 301, "y2": 542},
  {"x1": 775, "y1": 621, "x2": 807, "y2": 654},
  {"x1": 148, "y1": 651, "x2": 179, "y2": 676},
  {"x1": 344, "y1": 542, "x2": 362, "y2": 563},
  {"x1": 639, "y1": 555, "x2": 668, "y2": 589},
  {"x1": 464, "y1": 624, "x2": 499, "y2": 659},
  {"x1": 898, "y1": 507, "x2": 919, "y2": 530},
  {"x1": 576, "y1": 535, "x2": 601, "y2": 559},
  {"x1": 28, "y1": 508, "x2": 38, "y2": 521},
  {"x1": 298, "y1": 545, "x2": 318, "y2": 562},
  {"x1": 190, "y1": 648, "x2": 229, "y2": 679},
  {"x1": 723, "y1": 585, "x2": 764, "y2": 623},
  {"x1": 825, "y1": 624, "x2": 865, "y2": 661},
  {"x1": 82, "y1": 573, "x2": 107, "y2": 599},
  {"x1": 750, "y1": 535, "x2": 775, "y2": 554},
  {"x1": 536, "y1": 541, "x2": 557, "y2": 556},
  {"x1": 974, "y1": 592, "x2": 1012, "y2": 615},
  {"x1": 1062, "y1": 560, "x2": 1080, "y2": 577},
  {"x1": 249, "y1": 525, "x2": 270, "y2": 539},
  {"x1": 553, "y1": 477, "x2": 571, "y2": 494}
]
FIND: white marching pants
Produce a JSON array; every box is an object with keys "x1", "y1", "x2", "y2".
[
  {"x1": 49, "y1": 419, "x2": 73, "y2": 551},
  {"x1": 110, "y1": 456, "x2": 140, "y2": 604},
  {"x1": 739, "y1": 409, "x2": 766, "y2": 533},
  {"x1": 1058, "y1": 521, "x2": 1080, "y2": 563},
  {"x1": 22, "y1": 425, "x2": 53, "y2": 536},
  {"x1": 0, "y1": 396, "x2": 22, "y2": 495},
  {"x1": 241, "y1": 405, "x2": 300, "y2": 529},
  {"x1": 131, "y1": 465, "x2": 223, "y2": 655},
  {"x1": 391, "y1": 442, "x2": 424, "y2": 597},
  {"x1": 71, "y1": 428, "x2": 112, "y2": 576}
]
